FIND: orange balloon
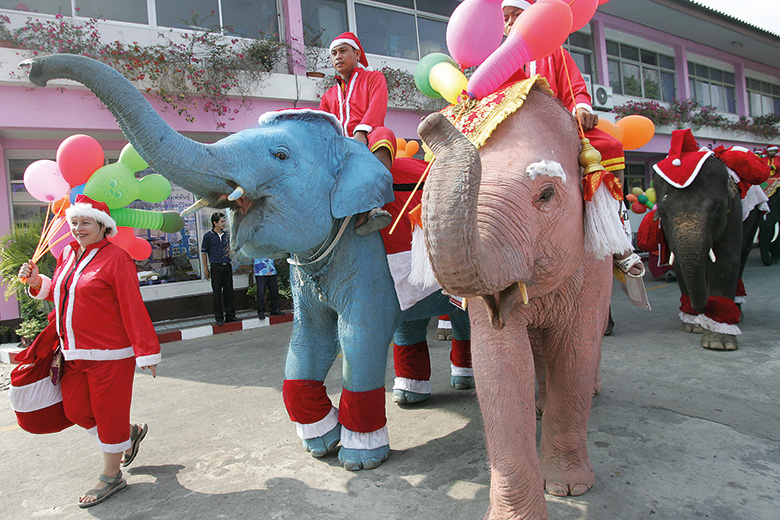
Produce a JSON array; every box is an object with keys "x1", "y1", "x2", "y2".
[
  {"x1": 52, "y1": 197, "x2": 70, "y2": 217},
  {"x1": 396, "y1": 137, "x2": 407, "y2": 151},
  {"x1": 625, "y1": 193, "x2": 638, "y2": 203},
  {"x1": 616, "y1": 115, "x2": 655, "y2": 150},
  {"x1": 596, "y1": 119, "x2": 624, "y2": 143},
  {"x1": 405, "y1": 140, "x2": 420, "y2": 157},
  {"x1": 395, "y1": 150, "x2": 409, "y2": 159}
]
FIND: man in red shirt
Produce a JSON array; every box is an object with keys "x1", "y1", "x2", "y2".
[{"x1": 320, "y1": 32, "x2": 396, "y2": 236}]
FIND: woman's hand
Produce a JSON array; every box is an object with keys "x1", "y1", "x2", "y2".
[
  {"x1": 18, "y1": 261, "x2": 42, "y2": 288},
  {"x1": 141, "y1": 364, "x2": 157, "y2": 378}
]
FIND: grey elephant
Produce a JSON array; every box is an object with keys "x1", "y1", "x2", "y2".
[
  {"x1": 417, "y1": 81, "x2": 613, "y2": 519},
  {"x1": 25, "y1": 54, "x2": 463, "y2": 471}
]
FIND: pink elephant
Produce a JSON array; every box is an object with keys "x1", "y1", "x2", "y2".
[{"x1": 418, "y1": 84, "x2": 612, "y2": 519}]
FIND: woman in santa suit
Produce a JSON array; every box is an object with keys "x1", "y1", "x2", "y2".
[{"x1": 18, "y1": 195, "x2": 160, "y2": 508}]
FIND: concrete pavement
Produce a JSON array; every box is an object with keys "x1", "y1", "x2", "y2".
[{"x1": 1, "y1": 248, "x2": 779, "y2": 519}]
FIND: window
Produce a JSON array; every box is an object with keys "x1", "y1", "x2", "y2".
[
  {"x1": 564, "y1": 30, "x2": 594, "y2": 79},
  {"x1": 301, "y1": 0, "x2": 348, "y2": 47},
  {"x1": 747, "y1": 77, "x2": 780, "y2": 117},
  {"x1": 0, "y1": 0, "x2": 70, "y2": 15},
  {"x1": 9, "y1": 158, "x2": 49, "y2": 223},
  {"x1": 76, "y1": 0, "x2": 149, "y2": 24},
  {"x1": 687, "y1": 62, "x2": 736, "y2": 113},
  {"x1": 607, "y1": 41, "x2": 676, "y2": 102}
]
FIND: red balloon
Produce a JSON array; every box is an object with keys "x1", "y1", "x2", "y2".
[
  {"x1": 598, "y1": 0, "x2": 611, "y2": 4},
  {"x1": 625, "y1": 193, "x2": 638, "y2": 203},
  {"x1": 56, "y1": 135, "x2": 105, "y2": 187},
  {"x1": 567, "y1": 0, "x2": 598, "y2": 33},
  {"x1": 109, "y1": 227, "x2": 152, "y2": 261},
  {"x1": 631, "y1": 201, "x2": 647, "y2": 214}
]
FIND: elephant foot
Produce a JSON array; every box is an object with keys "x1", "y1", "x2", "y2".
[
  {"x1": 436, "y1": 328, "x2": 453, "y2": 341},
  {"x1": 392, "y1": 389, "x2": 431, "y2": 405},
  {"x1": 682, "y1": 322, "x2": 704, "y2": 334},
  {"x1": 303, "y1": 425, "x2": 341, "y2": 458},
  {"x1": 450, "y1": 375, "x2": 475, "y2": 390},
  {"x1": 338, "y1": 445, "x2": 390, "y2": 471},
  {"x1": 700, "y1": 330, "x2": 738, "y2": 351},
  {"x1": 541, "y1": 455, "x2": 594, "y2": 497}
]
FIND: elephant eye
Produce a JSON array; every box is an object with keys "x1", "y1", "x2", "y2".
[
  {"x1": 273, "y1": 150, "x2": 289, "y2": 161},
  {"x1": 537, "y1": 186, "x2": 555, "y2": 203}
]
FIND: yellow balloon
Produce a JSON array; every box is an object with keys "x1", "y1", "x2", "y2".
[
  {"x1": 424, "y1": 151, "x2": 435, "y2": 162},
  {"x1": 429, "y1": 62, "x2": 468, "y2": 105},
  {"x1": 631, "y1": 187, "x2": 643, "y2": 196},
  {"x1": 645, "y1": 187, "x2": 656, "y2": 204}
]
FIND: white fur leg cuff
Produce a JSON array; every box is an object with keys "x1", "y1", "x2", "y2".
[
  {"x1": 695, "y1": 314, "x2": 741, "y2": 335},
  {"x1": 679, "y1": 311, "x2": 698, "y2": 324},
  {"x1": 734, "y1": 296, "x2": 745, "y2": 304},
  {"x1": 340, "y1": 425, "x2": 390, "y2": 450},
  {"x1": 295, "y1": 406, "x2": 339, "y2": 440},
  {"x1": 450, "y1": 364, "x2": 474, "y2": 377},
  {"x1": 393, "y1": 377, "x2": 432, "y2": 394}
]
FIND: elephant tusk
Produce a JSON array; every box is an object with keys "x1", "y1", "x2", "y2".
[
  {"x1": 709, "y1": 249, "x2": 717, "y2": 263},
  {"x1": 227, "y1": 185, "x2": 245, "y2": 201},
  {"x1": 462, "y1": 298, "x2": 468, "y2": 310},
  {"x1": 669, "y1": 252, "x2": 675, "y2": 265},
  {"x1": 180, "y1": 197, "x2": 210, "y2": 217},
  {"x1": 518, "y1": 282, "x2": 529, "y2": 305}
]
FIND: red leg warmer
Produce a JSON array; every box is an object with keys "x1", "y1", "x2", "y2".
[
  {"x1": 339, "y1": 387, "x2": 386, "y2": 433},
  {"x1": 282, "y1": 380, "x2": 333, "y2": 425}
]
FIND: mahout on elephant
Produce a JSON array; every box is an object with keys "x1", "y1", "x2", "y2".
[
  {"x1": 757, "y1": 145, "x2": 780, "y2": 265},
  {"x1": 642, "y1": 129, "x2": 770, "y2": 351},
  {"x1": 24, "y1": 53, "x2": 467, "y2": 471},
  {"x1": 418, "y1": 77, "x2": 615, "y2": 519}
]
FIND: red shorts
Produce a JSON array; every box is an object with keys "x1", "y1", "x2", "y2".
[
  {"x1": 585, "y1": 127, "x2": 625, "y2": 172},
  {"x1": 368, "y1": 126, "x2": 397, "y2": 160},
  {"x1": 61, "y1": 357, "x2": 135, "y2": 453}
]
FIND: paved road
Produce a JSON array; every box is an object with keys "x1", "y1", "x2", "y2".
[{"x1": 1, "y1": 249, "x2": 779, "y2": 519}]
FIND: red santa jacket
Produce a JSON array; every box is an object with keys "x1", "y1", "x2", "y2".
[
  {"x1": 319, "y1": 68, "x2": 389, "y2": 138},
  {"x1": 31, "y1": 238, "x2": 161, "y2": 367}
]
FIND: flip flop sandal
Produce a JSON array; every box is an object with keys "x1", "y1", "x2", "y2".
[
  {"x1": 121, "y1": 423, "x2": 148, "y2": 467},
  {"x1": 78, "y1": 471, "x2": 127, "y2": 508},
  {"x1": 614, "y1": 252, "x2": 645, "y2": 278}
]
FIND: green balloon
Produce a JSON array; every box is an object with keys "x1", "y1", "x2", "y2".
[
  {"x1": 84, "y1": 162, "x2": 171, "y2": 209},
  {"x1": 112, "y1": 208, "x2": 183, "y2": 232},
  {"x1": 414, "y1": 53, "x2": 458, "y2": 99},
  {"x1": 119, "y1": 143, "x2": 149, "y2": 172}
]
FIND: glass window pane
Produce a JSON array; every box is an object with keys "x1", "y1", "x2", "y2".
[
  {"x1": 640, "y1": 50, "x2": 656, "y2": 66},
  {"x1": 0, "y1": 0, "x2": 69, "y2": 14},
  {"x1": 772, "y1": 84, "x2": 780, "y2": 96},
  {"x1": 301, "y1": 0, "x2": 348, "y2": 47},
  {"x1": 622, "y1": 62, "x2": 641, "y2": 96},
  {"x1": 355, "y1": 4, "x2": 417, "y2": 59},
  {"x1": 606, "y1": 40, "x2": 619, "y2": 57},
  {"x1": 723, "y1": 71, "x2": 735, "y2": 85},
  {"x1": 749, "y1": 92, "x2": 763, "y2": 117},
  {"x1": 688, "y1": 61, "x2": 695, "y2": 75},
  {"x1": 643, "y1": 67, "x2": 661, "y2": 100},
  {"x1": 762, "y1": 81, "x2": 773, "y2": 94},
  {"x1": 773, "y1": 98, "x2": 780, "y2": 115},
  {"x1": 417, "y1": 0, "x2": 459, "y2": 16},
  {"x1": 694, "y1": 79, "x2": 710, "y2": 105},
  {"x1": 569, "y1": 50, "x2": 591, "y2": 76},
  {"x1": 222, "y1": 0, "x2": 279, "y2": 37},
  {"x1": 695, "y1": 64, "x2": 708, "y2": 78},
  {"x1": 762, "y1": 96, "x2": 774, "y2": 116},
  {"x1": 661, "y1": 71, "x2": 676, "y2": 102},
  {"x1": 373, "y1": 0, "x2": 413, "y2": 8},
  {"x1": 569, "y1": 31, "x2": 592, "y2": 50},
  {"x1": 725, "y1": 87, "x2": 736, "y2": 113},
  {"x1": 418, "y1": 17, "x2": 447, "y2": 57},
  {"x1": 608, "y1": 59, "x2": 622, "y2": 94},
  {"x1": 156, "y1": 0, "x2": 219, "y2": 29},
  {"x1": 710, "y1": 84, "x2": 724, "y2": 111},
  {"x1": 620, "y1": 44, "x2": 639, "y2": 61},
  {"x1": 659, "y1": 55, "x2": 675, "y2": 70},
  {"x1": 710, "y1": 68, "x2": 722, "y2": 82},
  {"x1": 75, "y1": 0, "x2": 147, "y2": 24}
]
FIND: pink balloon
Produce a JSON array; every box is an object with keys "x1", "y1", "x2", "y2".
[
  {"x1": 446, "y1": 0, "x2": 504, "y2": 69},
  {"x1": 56, "y1": 134, "x2": 105, "y2": 187},
  {"x1": 48, "y1": 217, "x2": 71, "y2": 259},
  {"x1": 568, "y1": 0, "x2": 598, "y2": 33},
  {"x1": 598, "y1": 0, "x2": 611, "y2": 4},
  {"x1": 467, "y1": 0, "x2": 572, "y2": 99},
  {"x1": 24, "y1": 160, "x2": 71, "y2": 202},
  {"x1": 109, "y1": 227, "x2": 152, "y2": 261}
]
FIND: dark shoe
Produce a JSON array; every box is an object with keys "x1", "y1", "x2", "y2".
[
  {"x1": 215, "y1": 321, "x2": 224, "y2": 326},
  {"x1": 355, "y1": 208, "x2": 392, "y2": 237},
  {"x1": 257, "y1": 313, "x2": 265, "y2": 320},
  {"x1": 270, "y1": 311, "x2": 284, "y2": 316},
  {"x1": 225, "y1": 317, "x2": 242, "y2": 323}
]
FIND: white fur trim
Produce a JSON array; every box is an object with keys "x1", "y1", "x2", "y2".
[
  {"x1": 258, "y1": 109, "x2": 343, "y2": 136},
  {"x1": 295, "y1": 406, "x2": 339, "y2": 440},
  {"x1": 387, "y1": 251, "x2": 440, "y2": 311},
  {"x1": 409, "y1": 226, "x2": 439, "y2": 289},
  {"x1": 28, "y1": 275, "x2": 52, "y2": 300},
  {"x1": 8, "y1": 378, "x2": 63, "y2": 413},
  {"x1": 584, "y1": 184, "x2": 632, "y2": 258},
  {"x1": 501, "y1": 0, "x2": 531, "y2": 9},
  {"x1": 340, "y1": 425, "x2": 390, "y2": 450},
  {"x1": 652, "y1": 149, "x2": 713, "y2": 189},
  {"x1": 353, "y1": 123, "x2": 373, "y2": 135},
  {"x1": 393, "y1": 376, "x2": 432, "y2": 395},
  {"x1": 679, "y1": 311, "x2": 699, "y2": 324},
  {"x1": 136, "y1": 353, "x2": 161, "y2": 368},
  {"x1": 65, "y1": 203, "x2": 117, "y2": 237},
  {"x1": 734, "y1": 296, "x2": 745, "y2": 304},
  {"x1": 574, "y1": 103, "x2": 593, "y2": 115},
  {"x1": 742, "y1": 184, "x2": 769, "y2": 221},
  {"x1": 62, "y1": 346, "x2": 135, "y2": 361},
  {"x1": 527, "y1": 160, "x2": 566, "y2": 183},
  {"x1": 695, "y1": 314, "x2": 741, "y2": 335},
  {"x1": 97, "y1": 436, "x2": 131, "y2": 454},
  {"x1": 87, "y1": 426, "x2": 97, "y2": 436},
  {"x1": 329, "y1": 37, "x2": 359, "y2": 53},
  {"x1": 450, "y1": 364, "x2": 474, "y2": 377},
  {"x1": 438, "y1": 319, "x2": 452, "y2": 329}
]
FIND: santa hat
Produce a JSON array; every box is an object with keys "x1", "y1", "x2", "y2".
[
  {"x1": 329, "y1": 32, "x2": 372, "y2": 70},
  {"x1": 65, "y1": 194, "x2": 118, "y2": 237},
  {"x1": 501, "y1": 0, "x2": 532, "y2": 8},
  {"x1": 652, "y1": 129, "x2": 712, "y2": 189},
  {"x1": 767, "y1": 145, "x2": 778, "y2": 153}
]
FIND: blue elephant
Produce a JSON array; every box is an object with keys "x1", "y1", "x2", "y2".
[{"x1": 25, "y1": 54, "x2": 464, "y2": 470}]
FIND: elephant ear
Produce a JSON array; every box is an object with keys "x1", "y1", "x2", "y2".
[{"x1": 330, "y1": 137, "x2": 394, "y2": 219}]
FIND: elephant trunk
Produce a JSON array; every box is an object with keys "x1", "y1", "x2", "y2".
[
  {"x1": 667, "y1": 212, "x2": 709, "y2": 312},
  {"x1": 25, "y1": 54, "x2": 233, "y2": 200},
  {"x1": 418, "y1": 112, "x2": 502, "y2": 297}
]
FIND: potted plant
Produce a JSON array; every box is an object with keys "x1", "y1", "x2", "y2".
[
  {"x1": 302, "y1": 24, "x2": 330, "y2": 78},
  {"x1": 16, "y1": 316, "x2": 47, "y2": 347},
  {"x1": 0, "y1": 325, "x2": 11, "y2": 343}
]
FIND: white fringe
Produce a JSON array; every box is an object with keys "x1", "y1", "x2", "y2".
[
  {"x1": 695, "y1": 314, "x2": 741, "y2": 336},
  {"x1": 583, "y1": 184, "x2": 633, "y2": 259},
  {"x1": 393, "y1": 377, "x2": 432, "y2": 394},
  {"x1": 679, "y1": 311, "x2": 699, "y2": 324},
  {"x1": 409, "y1": 225, "x2": 438, "y2": 287},
  {"x1": 734, "y1": 296, "x2": 745, "y2": 304}
]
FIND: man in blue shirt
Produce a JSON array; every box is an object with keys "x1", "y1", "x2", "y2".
[
  {"x1": 253, "y1": 258, "x2": 282, "y2": 320},
  {"x1": 200, "y1": 212, "x2": 238, "y2": 325}
]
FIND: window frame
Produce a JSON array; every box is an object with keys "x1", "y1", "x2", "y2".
[
  {"x1": 746, "y1": 77, "x2": 780, "y2": 117},
  {"x1": 687, "y1": 61, "x2": 737, "y2": 113},
  {"x1": 606, "y1": 40, "x2": 676, "y2": 102}
]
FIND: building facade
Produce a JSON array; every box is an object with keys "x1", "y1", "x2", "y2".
[{"x1": 1, "y1": 0, "x2": 778, "y2": 324}]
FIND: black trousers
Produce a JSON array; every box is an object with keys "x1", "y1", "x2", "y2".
[
  {"x1": 255, "y1": 274, "x2": 279, "y2": 315},
  {"x1": 210, "y1": 263, "x2": 236, "y2": 322}
]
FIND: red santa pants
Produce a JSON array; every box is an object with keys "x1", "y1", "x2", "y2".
[
  {"x1": 61, "y1": 357, "x2": 135, "y2": 453},
  {"x1": 368, "y1": 126, "x2": 397, "y2": 160},
  {"x1": 585, "y1": 127, "x2": 625, "y2": 172}
]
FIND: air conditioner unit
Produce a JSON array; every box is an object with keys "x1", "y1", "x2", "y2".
[{"x1": 592, "y1": 84, "x2": 614, "y2": 111}]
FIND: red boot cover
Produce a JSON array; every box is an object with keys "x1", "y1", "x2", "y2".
[
  {"x1": 679, "y1": 294, "x2": 698, "y2": 316},
  {"x1": 450, "y1": 339, "x2": 472, "y2": 369},
  {"x1": 282, "y1": 380, "x2": 333, "y2": 424},
  {"x1": 439, "y1": 315, "x2": 450, "y2": 321},
  {"x1": 704, "y1": 296, "x2": 741, "y2": 325},
  {"x1": 393, "y1": 341, "x2": 431, "y2": 380},
  {"x1": 339, "y1": 387, "x2": 386, "y2": 433},
  {"x1": 736, "y1": 279, "x2": 746, "y2": 297}
]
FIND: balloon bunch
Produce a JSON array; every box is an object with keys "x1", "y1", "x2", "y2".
[
  {"x1": 395, "y1": 138, "x2": 420, "y2": 159},
  {"x1": 23, "y1": 135, "x2": 184, "y2": 261},
  {"x1": 626, "y1": 186, "x2": 656, "y2": 214},
  {"x1": 596, "y1": 115, "x2": 656, "y2": 151},
  {"x1": 416, "y1": 0, "x2": 611, "y2": 102}
]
